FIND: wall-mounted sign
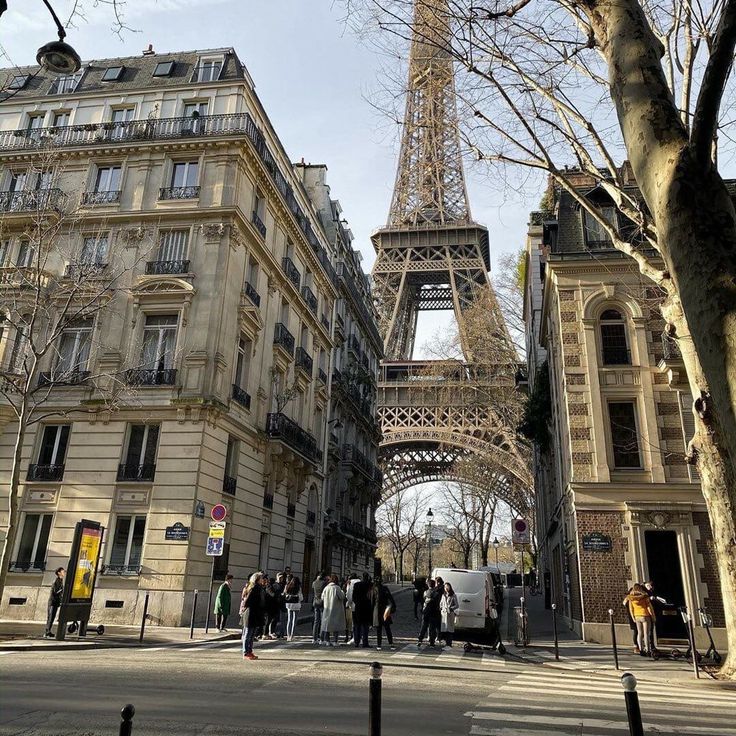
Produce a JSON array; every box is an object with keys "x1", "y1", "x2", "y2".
[
  {"x1": 165, "y1": 522, "x2": 190, "y2": 541},
  {"x1": 582, "y1": 532, "x2": 613, "y2": 552},
  {"x1": 194, "y1": 500, "x2": 205, "y2": 519},
  {"x1": 211, "y1": 503, "x2": 228, "y2": 522}
]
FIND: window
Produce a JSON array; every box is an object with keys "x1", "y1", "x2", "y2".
[
  {"x1": 600, "y1": 309, "x2": 630, "y2": 365},
  {"x1": 158, "y1": 230, "x2": 189, "y2": 262},
  {"x1": 7, "y1": 170, "x2": 28, "y2": 192},
  {"x1": 50, "y1": 71, "x2": 83, "y2": 95},
  {"x1": 608, "y1": 401, "x2": 641, "y2": 468},
  {"x1": 9, "y1": 314, "x2": 30, "y2": 372},
  {"x1": 583, "y1": 206, "x2": 617, "y2": 248},
  {"x1": 34, "y1": 170, "x2": 53, "y2": 191},
  {"x1": 141, "y1": 315, "x2": 178, "y2": 370},
  {"x1": 37, "y1": 425, "x2": 70, "y2": 467},
  {"x1": 235, "y1": 336, "x2": 252, "y2": 388},
  {"x1": 182, "y1": 101, "x2": 208, "y2": 133},
  {"x1": 27, "y1": 114, "x2": 45, "y2": 141},
  {"x1": 247, "y1": 257, "x2": 259, "y2": 286},
  {"x1": 53, "y1": 111, "x2": 70, "y2": 127},
  {"x1": 8, "y1": 74, "x2": 29, "y2": 90},
  {"x1": 16, "y1": 241, "x2": 34, "y2": 267},
  {"x1": 153, "y1": 61, "x2": 175, "y2": 77},
  {"x1": 56, "y1": 319, "x2": 92, "y2": 374},
  {"x1": 101, "y1": 66, "x2": 124, "y2": 82},
  {"x1": 109, "y1": 515, "x2": 146, "y2": 572},
  {"x1": 124, "y1": 424, "x2": 159, "y2": 468},
  {"x1": 224, "y1": 436, "x2": 239, "y2": 493},
  {"x1": 111, "y1": 107, "x2": 134, "y2": 123},
  {"x1": 80, "y1": 234, "x2": 108, "y2": 264},
  {"x1": 280, "y1": 300, "x2": 290, "y2": 326},
  {"x1": 0, "y1": 240, "x2": 9, "y2": 267},
  {"x1": 254, "y1": 190, "x2": 266, "y2": 219},
  {"x1": 193, "y1": 59, "x2": 222, "y2": 82},
  {"x1": 94, "y1": 165, "x2": 121, "y2": 193},
  {"x1": 170, "y1": 161, "x2": 199, "y2": 188},
  {"x1": 14, "y1": 513, "x2": 52, "y2": 570}
]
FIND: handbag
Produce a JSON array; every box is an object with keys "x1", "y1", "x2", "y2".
[{"x1": 383, "y1": 605, "x2": 392, "y2": 622}]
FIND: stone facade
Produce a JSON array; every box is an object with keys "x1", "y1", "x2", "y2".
[{"x1": 0, "y1": 48, "x2": 381, "y2": 626}]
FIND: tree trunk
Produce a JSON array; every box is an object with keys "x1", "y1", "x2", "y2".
[{"x1": 589, "y1": 0, "x2": 736, "y2": 675}]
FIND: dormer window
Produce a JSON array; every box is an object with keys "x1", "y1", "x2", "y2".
[
  {"x1": 49, "y1": 71, "x2": 83, "y2": 95},
  {"x1": 101, "y1": 66, "x2": 124, "y2": 82},
  {"x1": 153, "y1": 61, "x2": 175, "y2": 77},
  {"x1": 599, "y1": 309, "x2": 630, "y2": 365},
  {"x1": 192, "y1": 58, "x2": 222, "y2": 83},
  {"x1": 8, "y1": 75, "x2": 29, "y2": 90},
  {"x1": 583, "y1": 205, "x2": 617, "y2": 250}
]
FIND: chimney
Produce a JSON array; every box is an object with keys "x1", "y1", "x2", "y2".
[{"x1": 142, "y1": 44, "x2": 155, "y2": 56}]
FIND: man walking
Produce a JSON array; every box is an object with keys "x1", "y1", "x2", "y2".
[
  {"x1": 214, "y1": 573, "x2": 234, "y2": 631},
  {"x1": 417, "y1": 578, "x2": 441, "y2": 648},
  {"x1": 312, "y1": 571, "x2": 327, "y2": 644},
  {"x1": 45, "y1": 567, "x2": 65, "y2": 638},
  {"x1": 351, "y1": 573, "x2": 373, "y2": 648},
  {"x1": 412, "y1": 576, "x2": 428, "y2": 620}
]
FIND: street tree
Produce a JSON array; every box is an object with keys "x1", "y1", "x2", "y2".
[
  {"x1": 376, "y1": 486, "x2": 427, "y2": 582},
  {"x1": 347, "y1": 0, "x2": 736, "y2": 676}
]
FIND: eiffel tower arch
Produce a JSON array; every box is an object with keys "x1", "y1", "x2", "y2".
[{"x1": 372, "y1": 0, "x2": 529, "y2": 507}]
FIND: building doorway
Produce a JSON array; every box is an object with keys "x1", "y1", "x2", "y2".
[
  {"x1": 302, "y1": 539, "x2": 314, "y2": 589},
  {"x1": 644, "y1": 529, "x2": 688, "y2": 640}
]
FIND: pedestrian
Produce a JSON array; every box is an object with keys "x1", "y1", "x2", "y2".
[
  {"x1": 214, "y1": 573, "x2": 234, "y2": 631},
  {"x1": 321, "y1": 574, "x2": 346, "y2": 646},
  {"x1": 413, "y1": 576, "x2": 428, "y2": 620},
  {"x1": 240, "y1": 573, "x2": 267, "y2": 660},
  {"x1": 345, "y1": 572, "x2": 359, "y2": 644},
  {"x1": 440, "y1": 581, "x2": 459, "y2": 647},
  {"x1": 372, "y1": 576, "x2": 397, "y2": 650},
  {"x1": 352, "y1": 572, "x2": 373, "y2": 648},
  {"x1": 624, "y1": 583, "x2": 657, "y2": 656},
  {"x1": 622, "y1": 586, "x2": 639, "y2": 652},
  {"x1": 45, "y1": 567, "x2": 65, "y2": 638},
  {"x1": 284, "y1": 576, "x2": 303, "y2": 641},
  {"x1": 266, "y1": 574, "x2": 284, "y2": 639},
  {"x1": 312, "y1": 571, "x2": 327, "y2": 644},
  {"x1": 417, "y1": 578, "x2": 441, "y2": 648},
  {"x1": 644, "y1": 580, "x2": 666, "y2": 654}
]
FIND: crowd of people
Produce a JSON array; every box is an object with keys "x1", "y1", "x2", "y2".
[{"x1": 413, "y1": 576, "x2": 459, "y2": 648}]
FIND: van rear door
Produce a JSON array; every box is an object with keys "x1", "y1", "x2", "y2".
[{"x1": 447, "y1": 572, "x2": 486, "y2": 630}]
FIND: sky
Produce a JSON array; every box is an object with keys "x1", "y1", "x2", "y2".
[{"x1": 0, "y1": 0, "x2": 540, "y2": 357}]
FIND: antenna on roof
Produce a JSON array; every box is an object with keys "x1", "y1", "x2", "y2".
[{"x1": 142, "y1": 44, "x2": 155, "y2": 56}]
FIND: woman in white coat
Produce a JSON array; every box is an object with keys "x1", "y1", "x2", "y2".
[
  {"x1": 320, "y1": 574, "x2": 346, "y2": 646},
  {"x1": 284, "y1": 576, "x2": 303, "y2": 641},
  {"x1": 440, "y1": 582, "x2": 459, "y2": 647}
]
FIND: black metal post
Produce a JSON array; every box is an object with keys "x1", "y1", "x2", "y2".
[
  {"x1": 684, "y1": 607, "x2": 700, "y2": 679},
  {"x1": 552, "y1": 603, "x2": 559, "y2": 660},
  {"x1": 608, "y1": 608, "x2": 619, "y2": 670},
  {"x1": 621, "y1": 673, "x2": 644, "y2": 736},
  {"x1": 138, "y1": 592, "x2": 149, "y2": 644},
  {"x1": 189, "y1": 589, "x2": 198, "y2": 640},
  {"x1": 205, "y1": 559, "x2": 215, "y2": 634},
  {"x1": 520, "y1": 595, "x2": 527, "y2": 646},
  {"x1": 119, "y1": 704, "x2": 135, "y2": 736},
  {"x1": 369, "y1": 661, "x2": 382, "y2": 736}
]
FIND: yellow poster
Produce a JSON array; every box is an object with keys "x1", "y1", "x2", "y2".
[{"x1": 71, "y1": 526, "x2": 101, "y2": 601}]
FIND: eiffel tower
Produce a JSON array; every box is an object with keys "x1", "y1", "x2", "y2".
[{"x1": 372, "y1": 0, "x2": 529, "y2": 500}]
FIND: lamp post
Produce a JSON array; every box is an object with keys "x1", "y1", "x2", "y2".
[
  {"x1": 493, "y1": 537, "x2": 500, "y2": 568},
  {"x1": 426, "y1": 508, "x2": 434, "y2": 576},
  {"x1": 36, "y1": 0, "x2": 82, "y2": 73}
]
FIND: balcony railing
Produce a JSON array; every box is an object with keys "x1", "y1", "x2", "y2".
[
  {"x1": 340, "y1": 516, "x2": 363, "y2": 538},
  {"x1": 159, "y1": 185, "x2": 200, "y2": 200},
  {"x1": 263, "y1": 492, "x2": 274, "y2": 509},
  {"x1": 27, "y1": 463, "x2": 64, "y2": 481},
  {"x1": 0, "y1": 189, "x2": 63, "y2": 213},
  {"x1": 145, "y1": 260, "x2": 190, "y2": 275},
  {"x1": 223, "y1": 475, "x2": 237, "y2": 495},
  {"x1": 282, "y1": 257, "x2": 301, "y2": 290},
  {"x1": 81, "y1": 190, "x2": 121, "y2": 205},
  {"x1": 243, "y1": 281, "x2": 261, "y2": 307},
  {"x1": 231, "y1": 383, "x2": 252, "y2": 410},
  {"x1": 273, "y1": 323, "x2": 295, "y2": 356},
  {"x1": 321, "y1": 314, "x2": 330, "y2": 331},
  {"x1": 117, "y1": 463, "x2": 156, "y2": 482},
  {"x1": 64, "y1": 263, "x2": 107, "y2": 280},
  {"x1": 662, "y1": 333, "x2": 682, "y2": 360},
  {"x1": 287, "y1": 502, "x2": 296, "y2": 518},
  {"x1": 342, "y1": 444, "x2": 374, "y2": 480},
  {"x1": 125, "y1": 368, "x2": 177, "y2": 386},
  {"x1": 318, "y1": 368, "x2": 328, "y2": 384},
  {"x1": 252, "y1": 210, "x2": 266, "y2": 238},
  {"x1": 266, "y1": 412, "x2": 323, "y2": 467},
  {"x1": 38, "y1": 370, "x2": 90, "y2": 387},
  {"x1": 295, "y1": 347, "x2": 313, "y2": 376},
  {"x1": 302, "y1": 285, "x2": 317, "y2": 313},
  {"x1": 348, "y1": 334, "x2": 361, "y2": 355},
  {"x1": 601, "y1": 346, "x2": 631, "y2": 366}
]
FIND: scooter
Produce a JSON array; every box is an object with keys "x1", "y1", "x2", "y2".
[
  {"x1": 67, "y1": 621, "x2": 105, "y2": 636},
  {"x1": 698, "y1": 607, "x2": 722, "y2": 665}
]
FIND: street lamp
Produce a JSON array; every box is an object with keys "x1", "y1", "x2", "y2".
[
  {"x1": 36, "y1": 0, "x2": 82, "y2": 74},
  {"x1": 426, "y1": 508, "x2": 434, "y2": 576},
  {"x1": 493, "y1": 537, "x2": 500, "y2": 568}
]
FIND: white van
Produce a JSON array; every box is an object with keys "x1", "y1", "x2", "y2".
[{"x1": 432, "y1": 568, "x2": 499, "y2": 644}]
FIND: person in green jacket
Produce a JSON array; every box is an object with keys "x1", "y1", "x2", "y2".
[{"x1": 215, "y1": 574, "x2": 234, "y2": 631}]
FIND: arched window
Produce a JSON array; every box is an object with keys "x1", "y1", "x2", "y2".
[{"x1": 599, "y1": 309, "x2": 630, "y2": 365}]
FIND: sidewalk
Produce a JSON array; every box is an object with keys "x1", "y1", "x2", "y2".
[{"x1": 501, "y1": 587, "x2": 733, "y2": 688}]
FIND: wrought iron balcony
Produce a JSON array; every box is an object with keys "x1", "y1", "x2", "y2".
[
  {"x1": 125, "y1": 368, "x2": 177, "y2": 386},
  {"x1": 243, "y1": 281, "x2": 261, "y2": 307},
  {"x1": 348, "y1": 334, "x2": 361, "y2": 355},
  {"x1": 27, "y1": 463, "x2": 65, "y2": 481},
  {"x1": 252, "y1": 210, "x2": 266, "y2": 238},
  {"x1": 273, "y1": 323, "x2": 295, "y2": 357},
  {"x1": 0, "y1": 189, "x2": 63, "y2": 213},
  {"x1": 339, "y1": 516, "x2": 362, "y2": 538},
  {"x1": 302, "y1": 285, "x2": 317, "y2": 313},
  {"x1": 263, "y1": 492, "x2": 274, "y2": 509},
  {"x1": 295, "y1": 347, "x2": 313, "y2": 376},
  {"x1": 282, "y1": 257, "x2": 301, "y2": 290},
  {"x1": 159, "y1": 185, "x2": 200, "y2": 200},
  {"x1": 321, "y1": 314, "x2": 330, "y2": 331},
  {"x1": 266, "y1": 412, "x2": 323, "y2": 467},
  {"x1": 117, "y1": 463, "x2": 156, "y2": 482},
  {"x1": 38, "y1": 370, "x2": 90, "y2": 387},
  {"x1": 145, "y1": 260, "x2": 190, "y2": 275},
  {"x1": 287, "y1": 502, "x2": 296, "y2": 518},
  {"x1": 223, "y1": 475, "x2": 237, "y2": 495},
  {"x1": 81, "y1": 190, "x2": 121, "y2": 205},
  {"x1": 601, "y1": 346, "x2": 631, "y2": 366},
  {"x1": 231, "y1": 383, "x2": 252, "y2": 410},
  {"x1": 64, "y1": 262, "x2": 107, "y2": 280},
  {"x1": 342, "y1": 444, "x2": 373, "y2": 480},
  {"x1": 318, "y1": 368, "x2": 328, "y2": 384}
]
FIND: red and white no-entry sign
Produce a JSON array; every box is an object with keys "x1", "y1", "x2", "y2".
[{"x1": 512, "y1": 518, "x2": 530, "y2": 545}]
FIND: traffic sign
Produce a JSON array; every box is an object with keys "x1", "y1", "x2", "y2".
[
  {"x1": 211, "y1": 503, "x2": 227, "y2": 522},
  {"x1": 512, "y1": 518, "x2": 530, "y2": 545},
  {"x1": 206, "y1": 520, "x2": 226, "y2": 557}
]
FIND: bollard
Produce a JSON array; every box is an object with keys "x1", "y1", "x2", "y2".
[
  {"x1": 608, "y1": 609, "x2": 619, "y2": 670},
  {"x1": 119, "y1": 704, "x2": 135, "y2": 736},
  {"x1": 139, "y1": 592, "x2": 149, "y2": 644},
  {"x1": 552, "y1": 603, "x2": 559, "y2": 661},
  {"x1": 189, "y1": 589, "x2": 199, "y2": 640},
  {"x1": 621, "y1": 672, "x2": 644, "y2": 736},
  {"x1": 369, "y1": 661, "x2": 382, "y2": 736},
  {"x1": 520, "y1": 596, "x2": 527, "y2": 646}
]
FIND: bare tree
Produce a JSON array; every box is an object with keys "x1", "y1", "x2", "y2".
[{"x1": 376, "y1": 486, "x2": 427, "y2": 582}]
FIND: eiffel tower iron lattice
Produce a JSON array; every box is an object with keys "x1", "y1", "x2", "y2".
[{"x1": 372, "y1": 0, "x2": 530, "y2": 506}]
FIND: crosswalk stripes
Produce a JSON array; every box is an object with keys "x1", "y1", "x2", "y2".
[{"x1": 465, "y1": 668, "x2": 736, "y2": 735}]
